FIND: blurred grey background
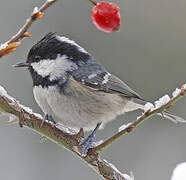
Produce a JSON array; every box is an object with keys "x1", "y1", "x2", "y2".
[{"x1": 0, "y1": 0, "x2": 186, "y2": 179}]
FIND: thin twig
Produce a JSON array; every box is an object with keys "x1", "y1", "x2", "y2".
[
  {"x1": 94, "y1": 85, "x2": 186, "y2": 153},
  {"x1": 88, "y1": 0, "x2": 97, "y2": 5},
  {"x1": 0, "y1": 0, "x2": 58, "y2": 58},
  {"x1": 8, "y1": 0, "x2": 57, "y2": 43}
]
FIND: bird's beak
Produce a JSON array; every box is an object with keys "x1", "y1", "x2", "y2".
[{"x1": 13, "y1": 61, "x2": 30, "y2": 68}]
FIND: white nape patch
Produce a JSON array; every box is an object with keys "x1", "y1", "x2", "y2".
[
  {"x1": 171, "y1": 162, "x2": 186, "y2": 180},
  {"x1": 56, "y1": 36, "x2": 88, "y2": 54},
  {"x1": 102, "y1": 72, "x2": 111, "y2": 84},
  {"x1": 31, "y1": 55, "x2": 77, "y2": 81}
]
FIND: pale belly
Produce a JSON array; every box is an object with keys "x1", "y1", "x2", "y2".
[{"x1": 33, "y1": 83, "x2": 140, "y2": 131}]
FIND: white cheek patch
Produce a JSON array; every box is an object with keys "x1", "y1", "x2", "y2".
[
  {"x1": 31, "y1": 55, "x2": 77, "y2": 81},
  {"x1": 56, "y1": 36, "x2": 88, "y2": 54}
]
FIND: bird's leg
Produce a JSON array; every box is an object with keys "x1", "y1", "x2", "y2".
[
  {"x1": 80, "y1": 122, "x2": 101, "y2": 155},
  {"x1": 46, "y1": 114, "x2": 56, "y2": 124},
  {"x1": 73, "y1": 128, "x2": 84, "y2": 141},
  {"x1": 41, "y1": 114, "x2": 56, "y2": 127}
]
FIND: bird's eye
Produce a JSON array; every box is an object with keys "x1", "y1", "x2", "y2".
[{"x1": 35, "y1": 56, "x2": 41, "y2": 62}]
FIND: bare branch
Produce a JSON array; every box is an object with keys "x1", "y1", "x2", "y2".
[{"x1": 0, "y1": 0, "x2": 58, "y2": 58}]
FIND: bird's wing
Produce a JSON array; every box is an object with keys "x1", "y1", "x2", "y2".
[{"x1": 71, "y1": 63, "x2": 142, "y2": 99}]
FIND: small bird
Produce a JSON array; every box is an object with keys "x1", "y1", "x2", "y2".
[{"x1": 14, "y1": 32, "x2": 184, "y2": 153}]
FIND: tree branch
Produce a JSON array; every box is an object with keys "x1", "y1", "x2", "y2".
[
  {"x1": 0, "y1": 83, "x2": 185, "y2": 180},
  {"x1": 0, "y1": 0, "x2": 58, "y2": 58},
  {"x1": 0, "y1": 85, "x2": 132, "y2": 180},
  {"x1": 95, "y1": 84, "x2": 186, "y2": 153}
]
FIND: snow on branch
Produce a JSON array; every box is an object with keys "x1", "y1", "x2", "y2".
[
  {"x1": 0, "y1": 85, "x2": 131, "y2": 180},
  {"x1": 94, "y1": 83, "x2": 186, "y2": 153},
  {"x1": 171, "y1": 162, "x2": 186, "y2": 180},
  {"x1": 0, "y1": 0, "x2": 58, "y2": 58},
  {"x1": 0, "y1": 81, "x2": 185, "y2": 180}
]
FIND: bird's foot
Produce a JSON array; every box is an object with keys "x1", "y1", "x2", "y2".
[
  {"x1": 41, "y1": 114, "x2": 56, "y2": 128},
  {"x1": 73, "y1": 128, "x2": 84, "y2": 141},
  {"x1": 80, "y1": 132, "x2": 95, "y2": 155},
  {"x1": 46, "y1": 114, "x2": 56, "y2": 124},
  {"x1": 80, "y1": 123, "x2": 101, "y2": 155}
]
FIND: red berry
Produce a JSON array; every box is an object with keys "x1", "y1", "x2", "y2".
[{"x1": 91, "y1": 1, "x2": 121, "y2": 33}]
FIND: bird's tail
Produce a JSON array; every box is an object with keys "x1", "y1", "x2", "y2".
[
  {"x1": 160, "y1": 110, "x2": 186, "y2": 123},
  {"x1": 132, "y1": 98, "x2": 186, "y2": 123}
]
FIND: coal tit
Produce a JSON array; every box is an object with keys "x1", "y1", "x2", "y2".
[{"x1": 14, "y1": 32, "x2": 184, "y2": 153}]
